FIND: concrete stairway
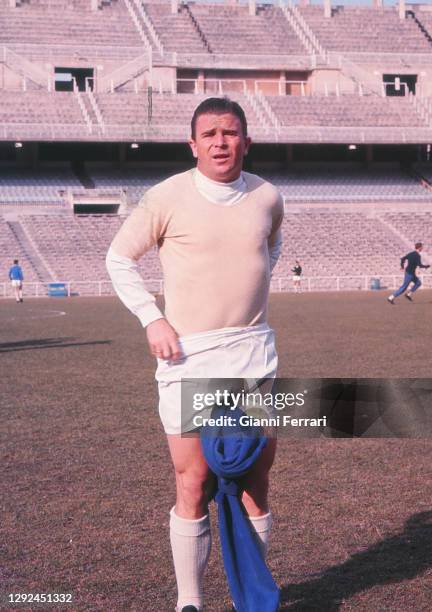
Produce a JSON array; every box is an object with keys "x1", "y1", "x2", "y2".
[{"x1": 7, "y1": 220, "x2": 54, "y2": 282}]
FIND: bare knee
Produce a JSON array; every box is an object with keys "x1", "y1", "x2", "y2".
[
  {"x1": 167, "y1": 435, "x2": 215, "y2": 518},
  {"x1": 175, "y1": 467, "x2": 214, "y2": 518}
]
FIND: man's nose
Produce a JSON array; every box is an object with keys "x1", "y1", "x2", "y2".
[{"x1": 214, "y1": 133, "x2": 226, "y2": 147}]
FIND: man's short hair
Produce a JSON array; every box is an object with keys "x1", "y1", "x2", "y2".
[
  {"x1": 13, "y1": 259, "x2": 18, "y2": 264},
  {"x1": 415, "y1": 242, "x2": 423, "y2": 250},
  {"x1": 191, "y1": 97, "x2": 248, "y2": 139}
]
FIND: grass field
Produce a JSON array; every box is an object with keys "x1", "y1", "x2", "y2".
[{"x1": 1, "y1": 293, "x2": 432, "y2": 611}]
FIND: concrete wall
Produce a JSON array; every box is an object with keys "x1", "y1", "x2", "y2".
[
  {"x1": 356, "y1": 63, "x2": 432, "y2": 97},
  {"x1": 151, "y1": 66, "x2": 177, "y2": 92},
  {"x1": 0, "y1": 64, "x2": 24, "y2": 91},
  {"x1": 309, "y1": 69, "x2": 356, "y2": 96}
]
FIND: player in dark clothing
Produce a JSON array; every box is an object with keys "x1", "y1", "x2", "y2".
[
  {"x1": 388, "y1": 242, "x2": 430, "y2": 304},
  {"x1": 292, "y1": 260, "x2": 302, "y2": 293}
]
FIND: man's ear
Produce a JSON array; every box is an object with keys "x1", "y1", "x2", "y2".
[
  {"x1": 244, "y1": 136, "x2": 252, "y2": 156},
  {"x1": 189, "y1": 138, "x2": 198, "y2": 159}
]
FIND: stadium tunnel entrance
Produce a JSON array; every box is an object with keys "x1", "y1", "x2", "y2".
[{"x1": 55, "y1": 67, "x2": 94, "y2": 92}]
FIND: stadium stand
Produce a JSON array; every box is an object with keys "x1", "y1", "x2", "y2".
[
  {"x1": 0, "y1": 91, "x2": 89, "y2": 140},
  {"x1": 0, "y1": 168, "x2": 81, "y2": 206},
  {"x1": 0, "y1": 0, "x2": 143, "y2": 52},
  {"x1": 97, "y1": 91, "x2": 263, "y2": 126},
  {"x1": 380, "y1": 211, "x2": 432, "y2": 247},
  {"x1": 273, "y1": 211, "x2": 411, "y2": 278},
  {"x1": 2, "y1": 1, "x2": 432, "y2": 294},
  {"x1": 143, "y1": 3, "x2": 209, "y2": 54},
  {"x1": 20, "y1": 213, "x2": 161, "y2": 282},
  {"x1": 265, "y1": 167, "x2": 432, "y2": 202},
  {"x1": 298, "y1": 6, "x2": 432, "y2": 54},
  {"x1": 0, "y1": 218, "x2": 40, "y2": 282},
  {"x1": 265, "y1": 95, "x2": 426, "y2": 128},
  {"x1": 413, "y1": 9, "x2": 432, "y2": 45},
  {"x1": 0, "y1": 89, "x2": 427, "y2": 143},
  {"x1": 83, "y1": 166, "x2": 432, "y2": 205},
  {"x1": 186, "y1": 4, "x2": 307, "y2": 55},
  {"x1": 0, "y1": 203, "x2": 428, "y2": 288},
  {"x1": 88, "y1": 167, "x2": 170, "y2": 204}
]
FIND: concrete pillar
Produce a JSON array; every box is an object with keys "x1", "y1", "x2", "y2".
[
  {"x1": 197, "y1": 69, "x2": 205, "y2": 94},
  {"x1": 171, "y1": 0, "x2": 178, "y2": 15},
  {"x1": 399, "y1": 0, "x2": 405, "y2": 20},
  {"x1": 373, "y1": 0, "x2": 383, "y2": 7},
  {"x1": 249, "y1": 0, "x2": 256, "y2": 17},
  {"x1": 324, "y1": 0, "x2": 331, "y2": 19},
  {"x1": 299, "y1": 0, "x2": 310, "y2": 6}
]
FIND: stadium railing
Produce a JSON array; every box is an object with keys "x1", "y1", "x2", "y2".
[
  {"x1": 329, "y1": 52, "x2": 432, "y2": 66},
  {"x1": 2, "y1": 276, "x2": 431, "y2": 298},
  {"x1": 3, "y1": 123, "x2": 431, "y2": 144},
  {"x1": 170, "y1": 52, "x2": 316, "y2": 70}
]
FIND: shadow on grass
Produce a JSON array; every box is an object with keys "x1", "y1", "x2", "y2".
[
  {"x1": 280, "y1": 510, "x2": 432, "y2": 611},
  {"x1": 0, "y1": 338, "x2": 111, "y2": 352}
]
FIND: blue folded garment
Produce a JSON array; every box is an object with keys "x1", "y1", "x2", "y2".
[{"x1": 200, "y1": 406, "x2": 279, "y2": 612}]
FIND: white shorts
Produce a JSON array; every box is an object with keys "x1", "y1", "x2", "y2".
[
  {"x1": 293, "y1": 276, "x2": 301, "y2": 282},
  {"x1": 155, "y1": 323, "x2": 278, "y2": 435},
  {"x1": 11, "y1": 280, "x2": 22, "y2": 288}
]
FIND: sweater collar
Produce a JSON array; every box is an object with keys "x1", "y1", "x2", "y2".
[{"x1": 193, "y1": 168, "x2": 247, "y2": 206}]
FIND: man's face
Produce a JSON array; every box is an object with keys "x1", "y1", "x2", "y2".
[{"x1": 189, "y1": 112, "x2": 251, "y2": 183}]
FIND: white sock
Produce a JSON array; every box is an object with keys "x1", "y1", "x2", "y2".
[
  {"x1": 247, "y1": 511, "x2": 272, "y2": 559},
  {"x1": 170, "y1": 507, "x2": 211, "y2": 611},
  {"x1": 388, "y1": 294, "x2": 395, "y2": 301}
]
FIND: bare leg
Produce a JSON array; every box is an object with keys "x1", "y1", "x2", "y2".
[
  {"x1": 166, "y1": 435, "x2": 215, "y2": 611},
  {"x1": 167, "y1": 434, "x2": 215, "y2": 518},
  {"x1": 240, "y1": 438, "x2": 277, "y2": 558},
  {"x1": 240, "y1": 437, "x2": 276, "y2": 515}
]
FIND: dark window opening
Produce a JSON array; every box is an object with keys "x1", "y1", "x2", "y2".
[
  {"x1": 74, "y1": 204, "x2": 119, "y2": 215},
  {"x1": 383, "y1": 74, "x2": 417, "y2": 97},
  {"x1": 55, "y1": 67, "x2": 94, "y2": 92}
]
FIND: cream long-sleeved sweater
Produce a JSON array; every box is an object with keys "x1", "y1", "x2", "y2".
[{"x1": 107, "y1": 169, "x2": 284, "y2": 336}]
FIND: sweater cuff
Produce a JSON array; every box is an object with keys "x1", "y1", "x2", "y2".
[{"x1": 135, "y1": 304, "x2": 165, "y2": 329}]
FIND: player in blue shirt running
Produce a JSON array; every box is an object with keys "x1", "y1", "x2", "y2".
[
  {"x1": 9, "y1": 259, "x2": 24, "y2": 303},
  {"x1": 388, "y1": 242, "x2": 430, "y2": 304}
]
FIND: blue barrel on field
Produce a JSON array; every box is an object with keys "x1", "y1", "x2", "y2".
[
  {"x1": 48, "y1": 282, "x2": 68, "y2": 297},
  {"x1": 371, "y1": 278, "x2": 381, "y2": 291}
]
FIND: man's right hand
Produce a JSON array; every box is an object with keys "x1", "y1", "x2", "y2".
[{"x1": 146, "y1": 318, "x2": 183, "y2": 361}]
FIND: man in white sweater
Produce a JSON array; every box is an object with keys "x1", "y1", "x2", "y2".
[{"x1": 106, "y1": 97, "x2": 283, "y2": 612}]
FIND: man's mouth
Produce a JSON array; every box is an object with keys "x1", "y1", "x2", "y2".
[{"x1": 213, "y1": 154, "x2": 229, "y2": 160}]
